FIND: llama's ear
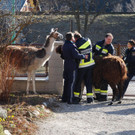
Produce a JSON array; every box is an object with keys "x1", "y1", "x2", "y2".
[
  {"x1": 50, "y1": 28, "x2": 54, "y2": 33},
  {"x1": 46, "y1": 35, "x2": 49, "y2": 39},
  {"x1": 54, "y1": 28, "x2": 58, "y2": 31}
]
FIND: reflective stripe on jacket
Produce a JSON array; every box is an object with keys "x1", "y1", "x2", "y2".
[
  {"x1": 76, "y1": 38, "x2": 95, "y2": 68},
  {"x1": 92, "y1": 40, "x2": 114, "y2": 57}
]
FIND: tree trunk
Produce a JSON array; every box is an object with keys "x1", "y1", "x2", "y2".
[
  {"x1": 83, "y1": 13, "x2": 89, "y2": 37},
  {"x1": 74, "y1": 13, "x2": 81, "y2": 33}
]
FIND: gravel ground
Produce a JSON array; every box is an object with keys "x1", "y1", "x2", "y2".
[{"x1": 36, "y1": 96, "x2": 135, "y2": 135}]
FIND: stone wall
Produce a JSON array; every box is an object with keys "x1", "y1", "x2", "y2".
[{"x1": 12, "y1": 41, "x2": 64, "y2": 95}]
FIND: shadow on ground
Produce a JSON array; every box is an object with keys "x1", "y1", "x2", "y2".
[
  {"x1": 50, "y1": 97, "x2": 135, "y2": 114},
  {"x1": 110, "y1": 130, "x2": 135, "y2": 135},
  {"x1": 0, "y1": 92, "x2": 58, "y2": 108}
]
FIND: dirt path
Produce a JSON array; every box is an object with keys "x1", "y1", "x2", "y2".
[{"x1": 36, "y1": 98, "x2": 135, "y2": 135}]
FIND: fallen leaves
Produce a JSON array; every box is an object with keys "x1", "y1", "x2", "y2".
[{"x1": 0, "y1": 94, "x2": 57, "y2": 135}]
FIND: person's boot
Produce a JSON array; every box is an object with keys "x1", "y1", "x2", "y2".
[
  {"x1": 94, "y1": 93, "x2": 101, "y2": 101},
  {"x1": 98, "y1": 95, "x2": 107, "y2": 101},
  {"x1": 72, "y1": 97, "x2": 80, "y2": 104},
  {"x1": 87, "y1": 98, "x2": 93, "y2": 103}
]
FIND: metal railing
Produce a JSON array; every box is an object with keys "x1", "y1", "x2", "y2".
[{"x1": 11, "y1": 43, "x2": 127, "y2": 77}]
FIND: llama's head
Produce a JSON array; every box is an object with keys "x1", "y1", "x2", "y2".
[
  {"x1": 44, "y1": 28, "x2": 63, "y2": 47},
  {"x1": 50, "y1": 28, "x2": 63, "y2": 40}
]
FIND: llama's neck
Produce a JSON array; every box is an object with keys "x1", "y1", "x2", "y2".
[
  {"x1": 42, "y1": 37, "x2": 55, "y2": 63},
  {"x1": 45, "y1": 37, "x2": 55, "y2": 54}
]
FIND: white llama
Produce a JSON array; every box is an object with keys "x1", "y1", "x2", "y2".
[{"x1": 6, "y1": 28, "x2": 63, "y2": 94}]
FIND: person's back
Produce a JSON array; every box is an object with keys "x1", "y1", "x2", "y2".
[
  {"x1": 62, "y1": 32, "x2": 86, "y2": 104},
  {"x1": 63, "y1": 40, "x2": 79, "y2": 71},
  {"x1": 75, "y1": 37, "x2": 89, "y2": 48},
  {"x1": 73, "y1": 31, "x2": 95, "y2": 104},
  {"x1": 74, "y1": 33, "x2": 95, "y2": 68}
]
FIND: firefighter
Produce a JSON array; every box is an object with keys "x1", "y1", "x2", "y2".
[
  {"x1": 92, "y1": 33, "x2": 115, "y2": 101},
  {"x1": 61, "y1": 32, "x2": 88, "y2": 104},
  {"x1": 73, "y1": 31, "x2": 95, "y2": 103},
  {"x1": 121, "y1": 39, "x2": 135, "y2": 98}
]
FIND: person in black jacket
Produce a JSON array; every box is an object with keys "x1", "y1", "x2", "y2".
[
  {"x1": 92, "y1": 33, "x2": 115, "y2": 101},
  {"x1": 121, "y1": 39, "x2": 135, "y2": 98},
  {"x1": 61, "y1": 32, "x2": 88, "y2": 104}
]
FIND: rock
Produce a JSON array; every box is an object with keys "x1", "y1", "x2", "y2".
[
  {"x1": 48, "y1": 98, "x2": 54, "y2": 103},
  {"x1": 41, "y1": 105, "x2": 45, "y2": 109},
  {"x1": 0, "y1": 107, "x2": 7, "y2": 119},
  {"x1": 32, "y1": 110, "x2": 40, "y2": 117},
  {"x1": 43, "y1": 102, "x2": 47, "y2": 107},
  {"x1": 44, "y1": 109, "x2": 51, "y2": 114},
  {"x1": 24, "y1": 111, "x2": 32, "y2": 118},
  {"x1": 16, "y1": 117, "x2": 22, "y2": 123},
  {"x1": 41, "y1": 105, "x2": 46, "y2": 111},
  {"x1": 4, "y1": 130, "x2": 12, "y2": 135}
]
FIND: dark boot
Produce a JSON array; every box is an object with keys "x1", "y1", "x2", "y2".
[
  {"x1": 98, "y1": 95, "x2": 107, "y2": 101},
  {"x1": 87, "y1": 98, "x2": 93, "y2": 103},
  {"x1": 72, "y1": 97, "x2": 80, "y2": 104},
  {"x1": 94, "y1": 93, "x2": 101, "y2": 100}
]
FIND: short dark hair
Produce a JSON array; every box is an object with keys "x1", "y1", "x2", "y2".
[
  {"x1": 74, "y1": 31, "x2": 82, "y2": 39},
  {"x1": 128, "y1": 39, "x2": 135, "y2": 46},
  {"x1": 65, "y1": 32, "x2": 73, "y2": 41},
  {"x1": 105, "y1": 33, "x2": 113, "y2": 39}
]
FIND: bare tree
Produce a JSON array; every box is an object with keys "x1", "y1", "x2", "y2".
[
  {"x1": 59, "y1": 0, "x2": 123, "y2": 36},
  {"x1": 0, "y1": 0, "x2": 43, "y2": 101},
  {"x1": 126, "y1": 0, "x2": 135, "y2": 12},
  {"x1": 113, "y1": 3, "x2": 123, "y2": 12},
  {"x1": 39, "y1": 0, "x2": 125, "y2": 36}
]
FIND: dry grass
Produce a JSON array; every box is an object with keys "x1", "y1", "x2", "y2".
[
  {"x1": 0, "y1": 94, "x2": 57, "y2": 135},
  {"x1": 0, "y1": 50, "x2": 15, "y2": 102}
]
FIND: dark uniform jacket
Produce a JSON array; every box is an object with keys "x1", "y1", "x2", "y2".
[
  {"x1": 123, "y1": 47, "x2": 135, "y2": 73},
  {"x1": 62, "y1": 40, "x2": 85, "y2": 71},
  {"x1": 75, "y1": 37, "x2": 95, "y2": 68},
  {"x1": 76, "y1": 37, "x2": 90, "y2": 48},
  {"x1": 92, "y1": 40, "x2": 114, "y2": 56}
]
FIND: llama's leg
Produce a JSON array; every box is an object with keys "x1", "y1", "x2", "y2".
[
  {"x1": 117, "y1": 81, "x2": 124, "y2": 104},
  {"x1": 109, "y1": 83, "x2": 118, "y2": 105},
  {"x1": 26, "y1": 72, "x2": 32, "y2": 95},
  {"x1": 111, "y1": 84, "x2": 118, "y2": 101},
  {"x1": 32, "y1": 71, "x2": 37, "y2": 94}
]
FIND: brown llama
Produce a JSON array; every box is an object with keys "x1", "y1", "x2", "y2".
[
  {"x1": 6, "y1": 28, "x2": 63, "y2": 94},
  {"x1": 93, "y1": 54, "x2": 127, "y2": 105}
]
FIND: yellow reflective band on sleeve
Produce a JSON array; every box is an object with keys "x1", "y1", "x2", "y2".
[
  {"x1": 74, "y1": 92, "x2": 80, "y2": 97},
  {"x1": 96, "y1": 45, "x2": 101, "y2": 50},
  {"x1": 102, "y1": 49, "x2": 108, "y2": 54},
  {"x1": 78, "y1": 39, "x2": 91, "y2": 49}
]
